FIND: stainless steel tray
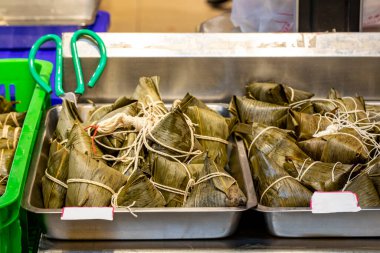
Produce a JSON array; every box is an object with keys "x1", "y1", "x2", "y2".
[
  {"x1": 231, "y1": 84, "x2": 380, "y2": 237},
  {"x1": 22, "y1": 104, "x2": 256, "y2": 240},
  {"x1": 258, "y1": 205, "x2": 380, "y2": 237},
  {"x1": 0, "y1": 0, "x2": 100, "y2": 25},
  {"x1": 59, "y1": 32, "x2": 380, "y2": 238}
]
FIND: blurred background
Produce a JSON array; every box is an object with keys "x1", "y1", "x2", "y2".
[{"x1": 99, "y1": 0, "x2": 231, "y2": 32}]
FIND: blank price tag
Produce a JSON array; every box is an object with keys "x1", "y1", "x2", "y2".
[
  {"x1": 311, "y1": 192, "x2": 361, "y2": 214},
  {"x1": 61, "y1": 207, "x2": 114, "y2": 220}
]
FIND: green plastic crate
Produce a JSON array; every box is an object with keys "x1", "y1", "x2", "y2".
[{"x1": 0, "y1": 59, "x2": 52, "y2": 253}]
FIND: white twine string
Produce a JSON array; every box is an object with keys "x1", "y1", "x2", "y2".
[
  {"x1": 89, "y1": 97, "x2": 203, "y2": 174},
  {"x1": 1, "y1": 125, "x2": 9, "y2": 139},
  {"x1": 295, "y1": 158, "x2": 312, "y2": 179},
  {"x1": 259, "y1": 176, "x2": 293, "y2": 203},
  {"x1": 151, "y1": 171, "x2": 236, "y2": 206},
  {"x1": 186, "y1": 152, "x2": 204, "y2": 164},
  {"x1": 67, "y1": 178, "x2": 116, "y2": 195},
  {"x1": 297, "y1": 160, "x2": 320, "y2": 181},
  {"x1": 0, "y1": 175, "x2": 8, "y2": 184},
  {"x1": 87, "y1": 96, "x2": 228, "y2": 185},
  {"x1": 4, "y1": 112, "x2": 19, "y2": 127},
  {"x1": 309, "y1": 100, "x2": 380, "y2": 161},
  {"x1": 344, "y1": 96, "x2": 360, "y2": 123},
  {"x1": 248, "y1": 126, "x2": 278, "y2": 155},
  {"x1": 288, "y1": 87, "x2": 295, "y2": 102},
  {"x1": 294, "y1": 158, "x2": 343, "y2": 183},
  {"x1": 331, "y1": 162, "x2": 342, "y2": 182},
  {"x1": 44, "y1": 169, "x2": 68, "y2": 189},
  {"x1": 341, "y1": 164, "x2": 363, "y2": 191},
  {"x1": 67, "y1": 178, "x2": 138, "y2": 217},
  {"x1": 59, "y1": 139, "x2": 68, "y2": 145},
  {"x1": 313, "y1": 113, "x2": 324, "y2": 136},
  {"x1": 194, "y1": 134, "x2": 229, "y2": 145},
  {"x1": 110, "y1": 185, "x2": 138, "y2": 217}
]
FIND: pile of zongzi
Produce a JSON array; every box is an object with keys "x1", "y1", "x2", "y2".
[
  {"x1": 231, "y1": 81, "x2": 380, "y2": 208},
  {"x1": 0, "y1": 97, "x2": 25, "y2": 197},
  {"x1": 42, "y1": 76, "x2": 247, "y2": 210}
]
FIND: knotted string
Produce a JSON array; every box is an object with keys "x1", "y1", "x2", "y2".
[
  {"x1": 44, "y1": 169, "x2": 68, "y2": 189},
  {"x1": 248, "y1": 126, "x2": 278, "y2": 155},
  {"x1": 0, "y1": 175, "x2": 8, "y2": 184},
  {"x1": 151, "y1": 170, "x2": 236, "y2": 206},
  {"x1": 67, "y1": 178, "x2": 138, "y2": 217}
]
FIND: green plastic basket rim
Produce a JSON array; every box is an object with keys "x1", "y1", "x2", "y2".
[{"x1": 0, "y1": 58, "x2": 53, "y2": 224}]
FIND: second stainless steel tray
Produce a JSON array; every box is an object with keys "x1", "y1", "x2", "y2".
[
  {"x1": 22, "y1": 104, "x2": 256, "y2": 240},
  {"x1": 258, "y1": 205, "x2": 380, "y2": 237},
  {"x1": 235, "y1": 139, "x2": 380, "y2": 237}
]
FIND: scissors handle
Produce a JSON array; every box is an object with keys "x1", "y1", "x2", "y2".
[
  {"x1": 28, "y1": 34, "x2": 63, "y2": 94},
  {"x1": 71, "y1": 29, "x2": 107, "y2": 95},
  {"x1": 28, "y1": 29, "x2": 107, "y2": 97}
]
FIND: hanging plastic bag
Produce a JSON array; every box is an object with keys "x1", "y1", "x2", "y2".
[
  {"x1": 231, "y1": 0, "x2": 297, "y2": 32},
  {"x1": 362, "y1": 0, "x2": 380, "y2": 31}
]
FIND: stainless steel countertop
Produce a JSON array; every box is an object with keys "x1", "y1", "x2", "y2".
[
  {"x1": 39, "y1": 32, "x2": 380, "y2": 252},
  {"x1": 37, "y1": 211, "x2": 380, "y2": 252}
]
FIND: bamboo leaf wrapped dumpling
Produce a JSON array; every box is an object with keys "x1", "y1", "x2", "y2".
[
  {"x1": 234, "y1": 122, "x2": 310, "y2": 178},
  {"x1": 55, "y1": 99, "x2": 82, "y2": 141},
  {"x1": 67, "y1": 123, "x2": 104, "y2": 158},
  {"x1": 328, "y1": 88, "x2": 369, "y2": 124},
  {"x1": 0, "y1": 112, "x2": 25, "y2": 127},
  {"x1": 284, "y1": 157, "x2": 355, "y2": 191},
  {"x1": 65, "y1": 147, "x2": 128, "y2": 207},
  {"x1": 178, "y1": 93, "x2": 213, "y2": 112},
  {"x1": 185, "y1": 106, "x2": 229, "y2": 168},
  {"x1": 41, "y1": 140, "x2": 69, "y2": 208},
  {"x1": 112, "y1": 132, "x2": 143, "y2": 176},
  {"x1": 367, "y1": 157, "x2": 380, "y2": 195},
  {"x1": 297, "y1": 137, "x2": 326, "y2": 161},
  {"x1": 132, "y1": 76, "x2": 167, "y2": 114},
  {"x1": 0, "y1": 96, "x2": 17, "y2": 113},
  {"x1": 148, "y1": 108, "x2": 203, "y2": 160},
  {"x1": 0, "y1": 149, "x2": 15, "y2": 178},
  {"x1": 184, "y1": 155, "x2": 247, "y2": 207},
  {"x1": 0, "y1": 177, "x2": 6, "y2": 196},
  {"x1": 321, "y1": 128, "x2": 369, "y2": 164},
  {"x1": 87, "y1": 99, "x2": 139, "y2": 154},
  {"x1": 86, "y1": 96, "x2": 137, "y2": 124},
  {"x1": 366, "y1": 104, "x2": 380, "y2": 123},
  {"x1": 287, "y1": 110, "x2": 331, "y2": 141},
  {"x1": 115, "y1": 172, "x2": 166, "y2": 208},
  {"x1": 299, "y1": 128, "x2": 369, "y2": 164},
  {"x1": 251, "y1": 149, "x2": 312, "y2": 207},
  {"x1": 246, "y1": 82, "x2": 314, "y2": 105},
  {"x1": 151, "y1": 154, "x2": 204, "y2": 207},
  {"x1": 229, "y1": 96, "x2": 289, "y2": 128},
  {"x1": 345, "y1": 172, "x2": 380, "y2": 207}
]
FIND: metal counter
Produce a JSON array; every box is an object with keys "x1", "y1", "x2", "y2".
[
  {"x1": 34, "y1": 33, "x2": 380, "y2": 251},
  {"x1": 38, "y1": 211, "x2": 380, "y2": 252}
]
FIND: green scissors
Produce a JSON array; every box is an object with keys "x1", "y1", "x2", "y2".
[{"x1": 28, "y1": 29, "x2": 107, "y2": 98}]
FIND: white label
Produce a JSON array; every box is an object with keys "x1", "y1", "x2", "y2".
[
  {"x1": 61, "y1": 207, "x2": 114, "y2": 220},
  {"x1": 311, "y1": 191, "x2": 361, "y2": 214}
]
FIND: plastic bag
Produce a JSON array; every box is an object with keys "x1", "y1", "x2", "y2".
[
  {"x1": 231, "y1": 0, "x2": 297, "y2": 32},
  {"x1": 362, "y1": 0, "x2": 380, "y2": 31}
]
